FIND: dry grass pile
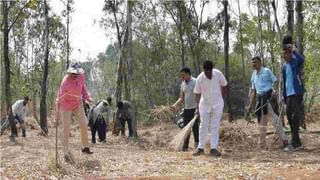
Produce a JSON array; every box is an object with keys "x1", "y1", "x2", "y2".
[
  {"x1": 305, "y1": 104, "x2": 320, "y2": 123},
  {"x1": 219, "y1": 122, "x2": 255, "y2": 150},
  {"x1": 148, "y1": 105, "x2": 176, "y2": 123}
]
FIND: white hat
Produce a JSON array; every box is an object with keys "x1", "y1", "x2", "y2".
[{"x1": 67, "y1": 62, "x2": 84, "y2": 74}]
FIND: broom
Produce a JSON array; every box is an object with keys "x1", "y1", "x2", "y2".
[{"x1": 168, "y1": 114, "x2": 198, "y2": 151}]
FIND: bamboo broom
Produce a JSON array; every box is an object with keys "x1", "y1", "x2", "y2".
[{"x1": 168, "y1": 115, "x2": 198, "y2": 151}]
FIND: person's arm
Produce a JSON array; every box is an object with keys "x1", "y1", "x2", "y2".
[
  {"x1": 246, "y1": 89, "x2": 256, "y2": 112},
  {"x1": 193, "y1": 76, "x2": 202, "y2": 115},
  {"x1": 172, "y1": 93, "x2": 184, "y2": 110},
  {"x1": 80, "y1": 74, "x2": 93, "y2": 104},
  {"x1": 293, "y1": 50, "x2": 304, "y2": 66}
]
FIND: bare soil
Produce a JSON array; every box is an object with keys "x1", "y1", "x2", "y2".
[{"x1": 1, "y1": 116, "x2": 320, "y2": 179}]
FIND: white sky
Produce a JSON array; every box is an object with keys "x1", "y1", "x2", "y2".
[{"x1": 50, "y1": 0, "x2": 286, "y2": 62}]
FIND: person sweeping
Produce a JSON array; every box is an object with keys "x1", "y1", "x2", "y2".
[
  {"x1": 193, "y1": 60, "x2": 228, "y2": 157},
  {"x1": 172, "y1": 67, "x2": 199, "y2": 151},
  {"x1": 55, "y1": 62, "x2": 94, "y2": 163}
]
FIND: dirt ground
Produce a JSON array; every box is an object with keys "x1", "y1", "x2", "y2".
[{"x1": 1, "y1": 116, "x2": 320, "y2": 179}]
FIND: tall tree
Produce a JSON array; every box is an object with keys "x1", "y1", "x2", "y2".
[
  {"x1": 124, "y1": 0, "x2": 133, "y2": 101},
  {"x1": 257, "y1": 0, "x2": 264, "y2": 64},
  {"x1": 237, "y1": 0, "x2": 245, "y2": 79},
  {"x1": 286, "y1": 0, "x2": 294, "y2": 36},
  {"x1": 2, "y1": 0, "x2": 17, "y2": 138},
  {"x1": 223, "y1": 0, "x2": 232, "y2": 121},
  {"x1": 295, "y1": 0, "x2": 305, "y2": 128},
  {"x1": 40, "y1": 0, "x2": 50, "y2": 135},
  {"x1": 295, "y1": 0, "x2": 303, "y2": 54},
  {"x1": 65, "y1": 0, "x2": 73, "y2": 69},
  {"x1": 163, "y1": 1, "x2": 187, "y2": 68},
  {"x1": 102, "y1": 0, "x2": 126, "y2": 103}
]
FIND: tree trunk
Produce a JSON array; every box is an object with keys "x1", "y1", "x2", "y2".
[
  {"x1": 124, "y1": 0, "x2": 133, "y2": 101},
  {"x1": 2, "y1": 0, "x2": 17, "y2": 137},
  {"x1": 66, "y1": 0, "x2": 71, "y2": 69},
  {"x1": 286, "y1": 0, "x2": 294, "y2": 37},
  {"x1": 295, "y1": 0, "x2": 305, "y2": 128},
  {"x1": 295, "y1": 0, "x2": 303, "y2": 54},
  {"x1": 223, "y1": 0, "x2": 232, "y2": 121},
  {"x1": 257, "y1": 1, "x2": 264, "y2": 64},
  {"x1": 237, "y1": 0, "x2": 245, "y2": 80},
  {"x1": 40, "y1": 0, "x2": 49, "y2": 135}
]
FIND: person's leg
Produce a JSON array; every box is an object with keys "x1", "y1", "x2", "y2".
[
  {"x1": 197, "y1": 111, "x2": 210, "y2": 150},
  {"x1": 209, "y1": 107, "x2": 223, "y2": 150},
  {"x1": 20, "y1": 122, "x2": 26, "y2": 137},
  {"x1": 61, "y1": 110, "x2": 72, "y2": 155},
  {"x1": 98, "y1": 119, "x2": 107, "y2": 142},
  {"x1": 120, "y1": 118, "x2": 126, "y2": 136},
  {"x1": 268, "y1": 103, "x2": 288, "y2": 143},
  {"x1": 182, "y1": 109, "x2": 194, "y2": 149},
  {"x1": 258, "y1": 111, "x2": 268, "y2": 148},
  {"x1": 192, "y1": 109, "x2": 200, "y2": 148},
  {"x1": 91, "y1": 121, "x2": 98, "y2": 144},
  {"x1": 73, "y1": 106, "x2": 90, "y2": 149},
  {"x1": 127, "y1": 118, "x2": 133, "y2": 137},
  {"x1": 291, "y1": 95, "x2": 302, "y2": 147}
]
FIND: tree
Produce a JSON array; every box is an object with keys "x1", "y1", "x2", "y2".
[
  {"x1": 223, "y1": 0, "x2": 232, "y2": 121},
  {"x1": 2, "y1": 0, "x2": 17, "y2": 138},
  {"x1": 286, "y1": 0, "x2": 294, "y2": 36},
  {"x1": 163, "y1": 1, "x2": 188, "y2": 68},
  {"x1": 39, "y1": 0, "x2": 50, "y2": 135}
]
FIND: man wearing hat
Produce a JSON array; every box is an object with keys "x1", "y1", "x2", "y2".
[
  {"x1": 11, "y1": 96, "x2": 30, "y2": 137},
  {"x1": 56, "y1": 62, "x2": 94, "y2": 163}
]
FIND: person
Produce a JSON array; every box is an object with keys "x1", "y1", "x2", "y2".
[
  {"x1": 88, "y1": 98, "x2": 112, "y2": 144},
  {"x1": 56, "y1": 62, "x2": 94, "y2": 163},
  {"x1": 282, "y1": 36, "x2": 306, "y2": 130},
  {"x1": 246, "y1": 56, "x2": 289, "y2": 149},
  {"x1": 282, "y1": 36, "x2": 305, "y2": 152},
  {"x1": 115, "y1": 100, "x2": 138, "y2": 138},
  {"x1": 172, "y1": 67, "x2": 199, "y2": 151},
  {"x1": 193, "y1": 60, "x2": 227, "y2": 157},
  {"x1": 11, "y1": 96, "x2": 30, "y2": 137}
]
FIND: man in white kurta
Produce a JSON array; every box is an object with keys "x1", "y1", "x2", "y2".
[{"x1": 193, "y1": 60, "x2": 227, "y2": 157}]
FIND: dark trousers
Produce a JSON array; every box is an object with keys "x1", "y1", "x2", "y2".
[
  {"x1": 183, "y1": 108, "x2": 199, "y2": 148},
  {"x1": 120, "y1": 118, "x2": 133, "y2": 137},
  {"x1": 286, "y1": 94, "x2": 303, "y2": 147},
  {"x1": 91, "y1": 117, "x2": 107, "y2": 143}
]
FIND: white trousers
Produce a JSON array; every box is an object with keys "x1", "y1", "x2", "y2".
[{"x1": 198, "y1": 106, "x2": 223, "y2": 149}]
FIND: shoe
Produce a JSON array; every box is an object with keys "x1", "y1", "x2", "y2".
[
  {"x1": 100, "y1": 139, "x2": 106, "y2": 143},
  {"x1": 284, "y1": 144, "x2": 304, "y2": 152},
  {"x1": 279, "y1": 141, "x2": 290, "y2": 149},
  {"x1": 82, "y1": 147, "x2": 93, "y2": 154},
  {"x1": 182, "y1": 147, "x2": 188, "y2": 152},
  {"x1": 9, "y1": 135, "x2": 16, "y2": 143},
  {"x1": 192, "y1": 148, "x2": 204, "y2": 156},
  {"x1": 292, "y1": 144, "x2": 304, "y2": 152},
  {"x1": 64, "y1": 152, "x2": 75, "y2": 164},
  {"x1": 209, "y1": 149, "x2": 221, "y2": 157},
  {"x1": 91, "y1": 139, "x2": 96, "y2": 144},
  {"x1": 194, "y1": 142, "x2": 199, "y2": 149}
]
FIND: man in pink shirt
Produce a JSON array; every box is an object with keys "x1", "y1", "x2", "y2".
[{"x1": 56, "y1": 62, "x2": 93, "y2": 163}]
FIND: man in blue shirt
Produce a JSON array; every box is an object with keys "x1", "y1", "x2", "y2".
[
  {"x1": 246, "y1": 56, "x2": 289, "y2": 149},
  {"x1": 282, "y1": 36, "x2": 305, "y2": 152}
]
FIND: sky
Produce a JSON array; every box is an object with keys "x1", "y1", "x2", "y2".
[{"x1": 50, "y1": 0, "x2": 286, "y2": 62}]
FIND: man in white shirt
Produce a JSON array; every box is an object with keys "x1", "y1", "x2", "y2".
[
  {"x1": 193, "y1": 61, "x2": 228, "y2": 157},
  {"x1": 12, "y1": 96, "x2": 30, "y2": 137}
]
